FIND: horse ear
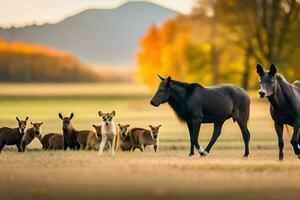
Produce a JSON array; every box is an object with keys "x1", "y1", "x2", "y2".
[
  {"x1": 70, "y1": 113, "x2": 74, "y2": 119},
  {"x1": 25, "y1": 117, "x2": 29, "y2": 121},
  {"x1": 16, "y1": 117, "x2": 20, "y2": 122},
  {"x1": 166, "y1": 76, "x2": 171, "y2": 86},
  {"x1": 58, "y1": 113, "x2": 63, "y2": 120},
  {"x1": 98, "y1": 111, "x2": 103, "y2": 117},
  {"x1": 92, "y1": 124, "x2": 96, "y2": 128},
  {"x1": 31, "y1": 122, "x2": 33, "y2": 125},
  {"x1": 157, "y1": 74, "x2": 165, "y2": 81},
  {"x1": 269, "y1": 64, "x2": 277, "y2": 77},
  {"x1": 256, "y1": 64, "x2": 264, "y2": 77}
]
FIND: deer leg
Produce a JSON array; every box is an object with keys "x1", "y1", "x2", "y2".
[
  {"x1": 154, "y1": 144, "x2": 158, "y2": 152},
  {"x1": 98, "y1": 136, "x2": 107, "y2": 156},
  {"x1": 63, "y1": 140, "x2": 68, "y2": 151},
  {"x1": 111, "y1": 138, "x2": 116, "y2": 157},
  {"x1": 0, "y1": 142, "x2": 4, "y2": 153},
  {"x1": 21, "y1": 141, "x2": 26, "y2": 152},
  {"x1": 16, "y1": 143, "x2": 22, "y2": 152}
]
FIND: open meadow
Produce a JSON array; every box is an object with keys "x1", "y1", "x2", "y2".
[{"x1": 0, "y1": 83, "x2": 300, "y2": 200}]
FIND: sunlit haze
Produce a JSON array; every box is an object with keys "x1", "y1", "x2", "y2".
[{"x1": 0, "y1": 0, "x2": 196, "y2": 28}]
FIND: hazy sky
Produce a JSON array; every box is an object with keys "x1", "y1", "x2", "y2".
[{"x1": 0, "y1": 0, "x2": 196, "y2": 28}]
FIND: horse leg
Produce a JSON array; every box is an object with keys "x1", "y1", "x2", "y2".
[
  {"x1": 205, "y1": 122, "x2": 224, "y2": 154},
  {"x1": 291, "y1": 122, "x2": 300, "y2": 158},
  {"x1": 187, "y1": 121, "x2": 195, "y2": 156},
  {"x1": 192, "y1": 120, "x2": 206, "y2": 156},
  {"x1": 274, "y1": 123, "x2": 284, "y2": 160},
  {"x1": 237, "y1": 120, "x2": 251, "y2": 157}
]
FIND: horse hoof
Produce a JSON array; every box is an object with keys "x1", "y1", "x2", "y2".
[
  {"x1": 279, "y1": 157, "x2": 284, "y2": 161},
  {"x1": 243, "y1": 153, "x2": 249, "y2": 158},
  {"x1": 200, "y1": 151, "x2": 208, "y2": 157},
  {"x1": 189, "y1": 153, "x2": 194, "y2": 157}
]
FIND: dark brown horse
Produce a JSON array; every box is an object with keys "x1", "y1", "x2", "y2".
[
  {"x1": 256, "y1": 64, "x2": 300, "y2": 160},
  {"x1": 150, "y1": 75, "x2": 251, "y2": 157}
]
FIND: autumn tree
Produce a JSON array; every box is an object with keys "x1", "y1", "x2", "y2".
[{"x1": 195, "y1": 0, "x2": 300, "y2": 89}]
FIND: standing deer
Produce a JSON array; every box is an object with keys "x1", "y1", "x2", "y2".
[
  {"x1": 21, "y1": 122, "x2": 43, "y2": 152},
  {"x1": 129, "y1": 125, "x2": 161, "y2": 152},
  {"x1": 0, "y1": 117, "x2": 28, "y2": 153}
]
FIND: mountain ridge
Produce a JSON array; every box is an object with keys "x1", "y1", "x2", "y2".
[{"x1": 0, "y1": 1, "x2": 178, "y2": 67}]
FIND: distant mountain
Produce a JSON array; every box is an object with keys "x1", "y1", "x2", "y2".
[{"x1": 0, "y1": 1, "x2": 177, "y2": 67}]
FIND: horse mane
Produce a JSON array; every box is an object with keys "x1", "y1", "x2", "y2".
[
  {"x1": 170, "y1": 79, "x2": 204, "y2": 88},
  {"x1": 275, "y1": 74, "x2": 294, "y2": 103},
  {"x1": 168, "y1": 79, "x2": 203, "y2": 122},
  {"x1": 276, "y1": 74, "x2": 290, "y2": 86}
]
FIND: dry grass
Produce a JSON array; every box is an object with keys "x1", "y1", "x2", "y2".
[{"x1": 0, "y1": 83, "x2": 299, "y2": 200}]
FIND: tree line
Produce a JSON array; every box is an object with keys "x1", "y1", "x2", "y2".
[
  {"x1": 137, "y1": 0, "x2": 300, "y2": 90},
  {"x1": 0, "y1": 39, "x2": 99, "y2": 82}
]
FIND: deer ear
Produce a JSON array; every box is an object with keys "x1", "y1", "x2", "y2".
[
  {"x1": 118, "y1": 123, "x2": 121, "y2": 127},
  {"x1": 125, "y1": 124, "x2": 130, "y2": 128},
  {"x1": 111, "y1": 111, "x2": 116, "y2": 117},
  {"x1": 158, "y1": 125, "x2": 162, "y2": 128},
  {"x1": 98, "y1": 111, "x2": 103, "y2": 117},
  {"x1": 269, "y1": 64, "x2": 277, "y2": 77},
  {"x1": 92, "y1": 124, "x2": 96, "y2": 128},
  {"x1": 256, "y1": 64, "x2": 265, "y2": 77},
  {"x1": 69, "y1": 113, "x2": 74, "y2": 119},
  {"x1": 58, "y1": 113, "x2": 63, "y2": 120},
  {"x1": 16, "y1": 117, "x2": 20, "y2": 122},
  {"x1": 40, "y1": 122, "x2": 43, "y2": 125},
  {"x1": 157, "y1": 74, "x2": 165, "y2": 81},
  {"x1": 149, "y1": 125, "x2": 153, "y2": 129},
  {"x1": 25, "y1": 117, "x2": 29, "y2": 121}
]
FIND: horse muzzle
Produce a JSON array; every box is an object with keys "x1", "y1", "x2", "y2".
[
  {"x1": 259, "y1": 90, "x2": 266, "y2": 98},
  {"x1": 150, "y1": 100, "x2": 159, "y2": 107}
]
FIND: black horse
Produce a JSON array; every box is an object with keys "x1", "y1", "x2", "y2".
[
  {"x1": 256, "y1": 64, "x2": 300, "y2": 160},
  {"x1": 150, "y1": 75, "x2": 251, "y2": 157}
]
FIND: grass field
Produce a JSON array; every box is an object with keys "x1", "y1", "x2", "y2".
[{"x1": 0, "y1": 83, "x2": 300, "y2": 200}]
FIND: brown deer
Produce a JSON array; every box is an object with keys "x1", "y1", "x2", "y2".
[
  {"x1": 38, "y1": 133, "x2": 56, "y2": 150},
  {"x1": 77, "y1": 130, "x2": 96, "y2": 150},
  {"x1": 58, "y1": 113, "x2": 94, "y2": 150},
  {"x1": 129, "y1": 125, "x2": 161, "y2": 152},
  {"x1": 91, "y1": 125, "x2": 108, "y2": 151},
  {"x1": 21, "y1": 122, "x2": 43, "y2": 152},
  {"x1": 49, "y1": 134, "x2": 64, "y2": 150},
  {"x1": 0, "y1": 117, "x2": 28, "y2": 153},
  {"x1": 118, "y1": 124, "x2": 132, "y2": 151}
]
